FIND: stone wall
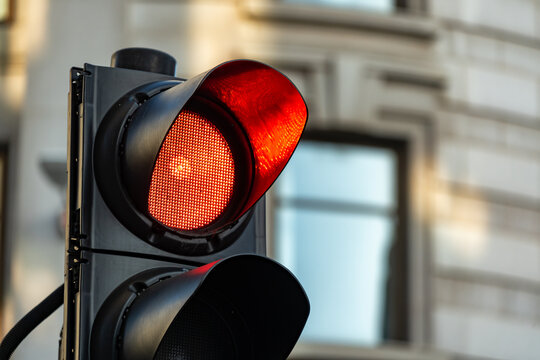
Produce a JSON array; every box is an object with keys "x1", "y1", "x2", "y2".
[
  {"x1": 0, "y1": 1, "x2": 538, "y2": 359},
  {"x1": 432, "y1": 0, "x2": 540, "y2": 359}
]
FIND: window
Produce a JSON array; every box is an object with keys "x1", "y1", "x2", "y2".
[
  {"x1": 271, "y1": 131, "x2": 408, "y2": 349},
  {"x1": 284, "y1": 0, "x2": 400, "y2": 13}
]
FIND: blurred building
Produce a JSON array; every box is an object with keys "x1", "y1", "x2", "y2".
[{"x1": 0, "y1": 0, "x2": 539, "y2": 359}]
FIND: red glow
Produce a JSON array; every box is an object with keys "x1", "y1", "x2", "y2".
[
  {"x1": 148, "y1": 109, "x2": 235, "y2": 231},
  {"x1": 199, "y1": 61, "x2": 308, "y2": 216}
]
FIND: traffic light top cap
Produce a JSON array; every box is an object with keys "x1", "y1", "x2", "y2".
[{"x1": 111, "y1": 48, "x2": 177, "y2": 76}]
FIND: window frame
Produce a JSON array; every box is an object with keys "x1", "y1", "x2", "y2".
[
  {"x1": 279, "y1": 0, "x2": 427, "y2": 14},
  {"x1": 283, "y1": 0, "x2": 398, "y2": 13},
  {"x1": 269, "y1": 129, "x2": 410, "y2": 351},
  {"x1": 279, "y1": 0, "x2": 428, "y2": 14},
  {"x1": 242, "y1": 0, "x2": 436, "y2": 42}
]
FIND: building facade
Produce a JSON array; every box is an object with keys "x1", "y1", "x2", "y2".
[{"x1": 0, "y1": 0, "x2": 539, "y2": 359}]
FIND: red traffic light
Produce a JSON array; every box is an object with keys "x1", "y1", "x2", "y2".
[
  {"x1": 61, "y1": 49, "x2": 310, "y2": 360},
  {"x1": 148, "y1": 108, "x2": 236, "y2": 231},
  {"x1": 148, "y1": 61, "x2": 307, "y2": 233},
  {"x1": 94, "y1": 59, "x2": 307, "y2": 253}
]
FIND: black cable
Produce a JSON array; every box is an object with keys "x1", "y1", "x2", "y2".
[{"x1": 0, "y1": 284, "x2": 64, "y2": 360}]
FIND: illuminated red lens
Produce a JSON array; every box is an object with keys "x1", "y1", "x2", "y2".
[
  {"x1": 200, "y1": 61, "x2": 307, "y2": 215},
  {"x1": 148, "y1": 109, "x2": 235, "y2": 231}
]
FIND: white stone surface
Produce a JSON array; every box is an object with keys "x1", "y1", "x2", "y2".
[
  {"x1": 431, "y1": 0, "x2": 461, "y2": 19},
  {"x1": 127, "y1": 1, "x2": 240, "y2": 76},
  {"x1": 503, "y1": 42, "x2": 540, "y2": 75},
  {"x1": 434, "y1": 190, "x2": 490, "y2": 226},
  {"x1": 434, "y1": 306, "x2": 540, "y2": 360},
  {"x1": 449, "y1": 30, "x2": 468, "y2": 58},
  {"x1": 467, "y1": 65, "x2": 539, "y2": 118},
  {"x1": 436, "y1": 277, "x2": 504, "y2": 314},
  {"x1": 504, "y1": 124, "x2": 540, "y2": 154},
  {"x1": 439, "y1": 111, "x2": 540, "y2": 167},
  {"x1": 437, "y1": 140, "x2": 468, "y2": 182},
  {"x1": 434, "y1": 221, "x2": 540, "y2": 282},
  {"x1": 126, "y1": 2, "x2": 193, "y2": 73},
  {"x1": 466, "y1": 145, "x2": 540, "y2": 199},
  {"x1": 509, "y1": 290, "x2": 540, "y2": 320},
  {"x1": 468, "y1": 0, "x2": 536, "y2": 37},
  {"x1": 438, "y1": 140, "x2": 540, "y2": 200},
  {"x1": 435, "y1": 189, "x2": 540, "y2": 237},
  {"x1": 441, "y1": 62, "x2": 468, "y2": 103},
  {"x1": 467, "y1": 34, "x2": 500, "y2": 63},
  {"x1": 435, "y1": 274, "x2": 540, "y2": 322},
  {"x1": 433, "y1": 0, "x2": 537, "y2": 37},
  {"x1": 439, "y1": 112, "x2": 504, "y2": 143}
]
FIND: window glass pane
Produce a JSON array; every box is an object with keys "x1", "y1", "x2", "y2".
[
  {"x1": 275, "y1": 207, "x2": 394, "y2": 345},
  {"x1": 273, "y1": 139, "x2": 400, "y2": 346},
  {"x1": 276, "y1": 141, "x2": 396, "y2": 208},
  {"x1": 285, "y1": 0, "x2": 394, "y2": 13}
]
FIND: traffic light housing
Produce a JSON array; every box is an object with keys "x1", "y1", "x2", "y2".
[{"x1": 62, "y1": 48, "x2": 309, "y2": 359}]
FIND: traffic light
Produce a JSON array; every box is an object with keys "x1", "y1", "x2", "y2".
[{"x1": 61, "y1": 48, "x2": 309, "y2": 360}]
